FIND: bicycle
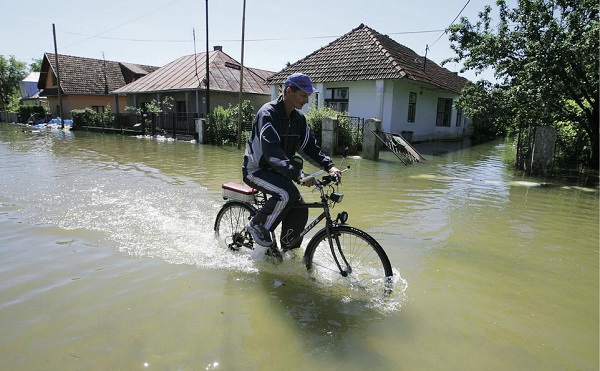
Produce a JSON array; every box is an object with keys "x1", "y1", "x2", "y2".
[{"x1": 213, "y1": 159, "x2": 394, "y2": 296}]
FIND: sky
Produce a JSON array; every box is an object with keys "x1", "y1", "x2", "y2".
[{"x1": 1, "y1": 0, "x2": 503, "y2": 82}]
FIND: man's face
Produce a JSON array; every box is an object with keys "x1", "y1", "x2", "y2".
[{"x1": 287, "y1": 88, "x2": 311, "y2": 109}]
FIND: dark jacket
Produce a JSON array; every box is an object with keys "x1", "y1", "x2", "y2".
[{"x1": 243, "y1": 96, "x2": 334, "y2": 181}]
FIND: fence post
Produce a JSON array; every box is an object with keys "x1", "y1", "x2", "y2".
[
  {"x1": 362, "y1": 118, "x2": 381, "y2": 160},
  {"x1": 172, "y1": 113, "x2": 176, "y2": 139},
  {"x1": 195, "y1": 118, "x2": 207, "y2": 143},
  {"x1": 151, "y1": 113, "x2": 156, "y2": 136},
  {"x1": 321, "y1": 117, "x2": 338, "y2": 155}
]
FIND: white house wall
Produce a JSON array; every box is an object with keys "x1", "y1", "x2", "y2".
[{"x1": 270, "y1": 80, "x2": 469, "y2": 142}]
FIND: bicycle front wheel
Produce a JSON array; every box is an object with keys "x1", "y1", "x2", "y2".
[
  {"x1": 214, "y1": 201, "x2": 255, "y2": 252},
  {"x1": 304, "y1": 225, "x2": 393, "y2": 296}
]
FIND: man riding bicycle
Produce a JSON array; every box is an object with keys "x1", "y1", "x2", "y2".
[{"x1": 242, "y1": 73, "x2": 341, "y2": 251}]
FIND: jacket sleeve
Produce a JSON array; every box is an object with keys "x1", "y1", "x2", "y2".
[{"x1": 258, "y1": 111, "x2": 302, "y2": 181}]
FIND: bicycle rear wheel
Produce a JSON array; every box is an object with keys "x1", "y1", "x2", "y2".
[
  {"x1": 304, "y1": 225, "x2": 393, "y2": 296},
  {"x1": 214, "y1": 201, "x2": 255, "y2": 252}
]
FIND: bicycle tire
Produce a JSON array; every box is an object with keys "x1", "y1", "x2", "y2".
[
  {"x1": 304, "y1": 225, "x2": 394, "y2": 296},
  {"x1": 214, "y1": 201, "x2": 255, "y2": 252}
]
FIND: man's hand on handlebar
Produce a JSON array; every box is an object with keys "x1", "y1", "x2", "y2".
[
  {"x1": 298, "y1": 166, "x2": 342, "y2": 187},
  {"x1": 328, "y1": 166, "x2": 342, "y2": 184},
  {"x1": 298, "y1": 165, "x2": 345, "y2": 187}
]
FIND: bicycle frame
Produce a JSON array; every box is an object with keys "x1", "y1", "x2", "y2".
[
  {"x1": 259, "y1": 179, "x2": 352, "y2": 275},
  {"x1": 275, "y1": 201, "x2": 328, "y2": 250}
]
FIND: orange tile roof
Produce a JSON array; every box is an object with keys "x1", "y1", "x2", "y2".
[
  {"x1": 267, "y1": 24, "x2": 468, "y2": 94},
  {"x1": 40, "y1": 53, "x2": 158, "y2": 95}
]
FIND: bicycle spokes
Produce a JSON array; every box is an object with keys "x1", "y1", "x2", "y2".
[{"x1": 305, "y1": 226, "x2": 394, "y2": 297}]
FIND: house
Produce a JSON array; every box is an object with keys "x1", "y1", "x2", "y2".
[
  {"x1": 266, "y1": 24, "x2": 471, "y2": 142},
  {"x1": 112, "y1": 46, "x2": 275, "y2": 119},
  {"x1": 38, "y1": 53, "x2": 159, "y2": 117}
]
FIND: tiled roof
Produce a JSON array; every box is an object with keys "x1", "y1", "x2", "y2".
[
  {"x1": 112, "y1": 50, "x2": 274, "y2": 95},
  {"x1": 39, "y1": 53, "x2": 159, "y2": 95},
  {"x1": 266, "y1": 24, "x2": 468, "y2": 94}
]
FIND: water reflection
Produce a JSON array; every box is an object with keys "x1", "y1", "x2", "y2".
[{"x1": 244, "y1": 269, "x2": 407, "y2": 368}]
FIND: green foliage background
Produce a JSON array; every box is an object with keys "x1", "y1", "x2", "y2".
[{"x1": 447, "y1": 0, "x2": 599, "y2": 170}]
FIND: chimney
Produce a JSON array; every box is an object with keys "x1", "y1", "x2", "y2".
[{"x1": 213, "y1": 46, "x2": 223, "y2": 51}]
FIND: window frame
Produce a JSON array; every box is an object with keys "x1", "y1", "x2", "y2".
[
  {"x1": 325, "y1": 87, "x2": 349, "y2": 113},
  {"x1": 407, "y1": 92, "x2": 417, "y2": 123},
  {"x1": 436, "y1": 98, "x2": 453, "y2": 127}
]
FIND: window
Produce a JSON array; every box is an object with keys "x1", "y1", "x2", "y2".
[
  {"x1": 456, "y1": 109, "x2": 463, "y2": 127},
  {"x1": 436, "y1": 98, "x2": 453, "y2": 127},
  {"x1": 325, "y1": 88, "x2": 349, "y2": 112},
  {"x1": 407, "y1": 92, "x2": 417, "y2": 123},
  {"x1": 92, "y1": 105, "x2": 104, "y2": 113}
]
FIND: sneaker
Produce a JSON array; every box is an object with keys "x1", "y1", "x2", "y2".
[
  {"x1": 265, "y1": 245, "x2": 283, "y2": 262},
  {"x1": 246, "y1": 220, "x2": 272, "y2": 247}
]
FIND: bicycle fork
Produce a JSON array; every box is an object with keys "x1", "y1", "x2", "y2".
[{"x1": 326, "y1": 224, "x2": 352, "y2": 277}]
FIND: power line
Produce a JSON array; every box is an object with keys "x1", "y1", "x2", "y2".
[
  {"x1": 429, "y1": 0, "x2": 472, "y2": 48},
  {"x1": 59, "y1": 30, "x2": 191, "y2": 43},
  {"x1": 61, "y1": 0, "x2": 184, "y2": 49},
  {"x1": 58, "y1": 28, "x2": 447, "y2": 45}
]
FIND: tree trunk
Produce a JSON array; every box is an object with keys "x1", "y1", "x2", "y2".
[{"x1": 587, "y1": 106, "x2": 599, "y2": 170}]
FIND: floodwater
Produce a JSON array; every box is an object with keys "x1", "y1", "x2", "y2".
[{"x1": 0, "y1": 123, "x2": 598, "y2": 370}]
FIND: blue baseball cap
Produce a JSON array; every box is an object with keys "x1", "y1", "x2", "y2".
[{"x1": 284, "y1": 73, "x2": 316, "y2": 94}]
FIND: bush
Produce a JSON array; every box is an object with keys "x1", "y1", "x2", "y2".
[
  {"x1": 554, "y1": 120, "x2": 591, "y2": 169},
  {"x1": 305, "y1": 105, "x2": 339, "y2": 146},
  {"x1": 337, "y1": 115, "x2": 362, "y2": 152},
  {"x1": 228, "y1": 100, "x2": 255, "y2": 131},
  {"x1": 71, "y1": 106, "x2": 115, "y2": 128},
  {"x1": 305, "y1": 105, "x2": 361, "y2": 151},
  {"x1": 207, "y1": 106, "x2": 235, "y2": 145},
  {"x1": 207, "y1": 101, "x2": 255, "y2": 145},
  {"x1": 71, "y1": 108, "x2": 99, "y2": 127},
  {"x1": 19, "y1": 105, "x2": 46, "y2": 123}
]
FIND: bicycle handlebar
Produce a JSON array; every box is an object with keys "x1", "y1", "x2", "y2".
[
  {"x1": 299, "y1": 166, "x2": 350, "y2": 186},
  {"x1": 299, "y1": 170, "x2": 325, "y2": 184}
]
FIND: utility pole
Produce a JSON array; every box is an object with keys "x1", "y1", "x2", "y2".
[
  {"x1": 204, "y1": 0, "x2": 210, "y2": 118},
  {"x1": 237, "y1": 0, "x2": 246, "y2": 149},
  {"x1": 52, "y1": 23, "x2": 65, "y2": 129}
]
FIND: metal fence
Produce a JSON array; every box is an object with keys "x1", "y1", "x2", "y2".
[
  {"x1": 112, "y1": 112, "x2": 199, "y2": 137},
  {"x1": 338, "y1": 115, "x2": 364, "y2": 146}
]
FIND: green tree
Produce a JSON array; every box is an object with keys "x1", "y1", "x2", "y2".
[
  {"x1": 0, "y1": 55, "x2": 28, "y2": 113},
  {"x1": 29, "y1": 58, "x2": 42, "y2": 73},
  {"x1": 228, "y1": 99, "x2": 255, "y2": 130},
  {"x1": 446, "y1": 0, "x2": 599, "y2": 169},
  {"x1": 125, "y1": 96, "x2": 174, "y2": 135}
]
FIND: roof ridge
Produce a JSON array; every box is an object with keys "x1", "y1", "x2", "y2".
[
  {"x1": 44, "y1": 52, "x2": 158, "y2": 69},
  {"x1": 362, "y1": 25, "x2": 407, "y2": 78},
  {"x1": 278, "y1": 23, "x2": 368, "y2": 74}
]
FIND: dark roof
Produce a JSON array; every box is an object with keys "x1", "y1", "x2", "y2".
[
  {"x1": 266, "y1": 24, "x2": 468, "y2": 94},
  {"x1": 112, "y1": 50, "x2": 275, "y2": 95},
  {"x1": 39, "y1": 53, "x2": 159, "y2": 95}
]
